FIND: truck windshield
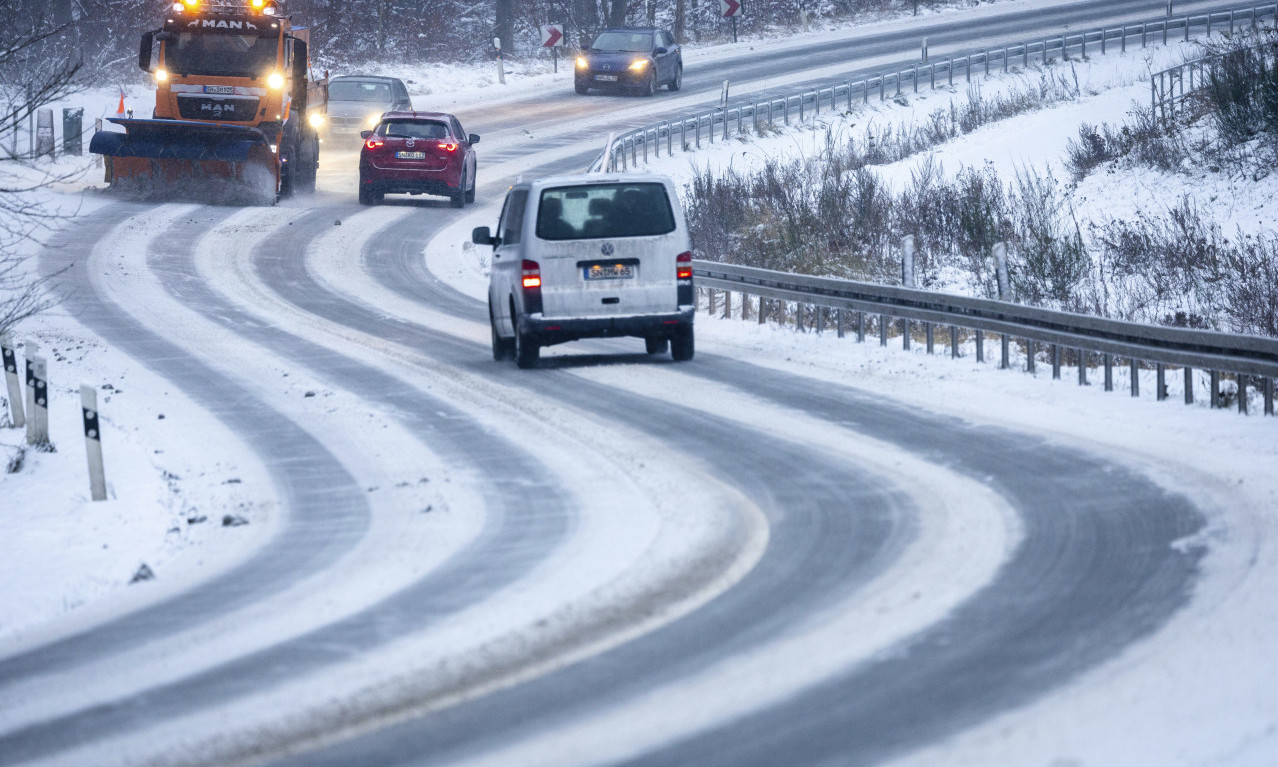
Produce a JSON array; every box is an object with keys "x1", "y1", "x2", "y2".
[
  {"x1": 537, "y1": 183, "x2": 675, "y2": 240},
  {"x1": 166, "y1": 31, "x2": 278, "y2": 77}
]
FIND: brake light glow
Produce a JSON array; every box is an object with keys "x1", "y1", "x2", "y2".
[
  {"x1": 521, "y1": 260, "x2": 542, "y2": 289},
  {"x1": 437, "y1": 141, "x2": 459, "y2": 152},
  {"x1": 676, "y1": 251, "x2": 693, "y2": 280},
  {"x1": 364, "y1": 137, "x2": 384, "y2": 151}
]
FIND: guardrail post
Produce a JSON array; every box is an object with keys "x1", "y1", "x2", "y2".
[
  {"x1": 1024, "y1": 42, "x2": 1029, "y2": 68},
  {"x1": 1142, "y1": 22, "x2": 1148, "y2": 48},
  {"x1": 965, "y1": 55, "x2": 971, "y2": 82},
  {"x1": 722, "y1": 290, "x2": 732, "y2": 319},
  {"x1": 81, "y1": 384, "x2": 108, "y2": 501},
  {"x1": 1163, "y1": 19, "x2": 1169, "y2": 44},
  {"x1": 1081, "y1": 31, "x2": 1087, "y2": 58},
  {"x1": 1101, "y1": 28, "x2": 1106, "y2": 55},
  {"x1": 1104, "y1": 353, "x2": 1114, "y2": 391},
  {"x1": 950, "y1": 326, "x2": 959, "y2": 358},
  {"x1": 976, "y1": 330, "x2": 985, "y2": 362},
  {"x1": 984, "y1": 50, "x2": 990, "y2": 77},
  {"x1": 796, "y1": 303, "x2": 805, "y2": 332},
  {"x1": 759, "y1": 297, "x2": 768, "y2": 325},
  {"x1": 1043, "y1": 38, "x2": 1050, "y2": 64},
  {"x1": 1026, "y1": 340, "x2": 1036, "y2": 373},
  {"x1": 914, "y1": 64, "x2": 920, "y2": 93},
  {"x1": 1185, "y1": 367, "x2": 1194, "y2": 404},
  {"x1": 1157, "y1": 363, "x2": 1167, "y2": 400},
  {"x1": 837, "y1": 309, "x2": 845, "y2": 338},
  {"x1": 948, "y1": 59, "x2": 954, "y2": 87},
  {"x1": 925, "y1": 323, "x2": 934, "y2": 354},
  {"x1": 817, "y1": 306, "x2": 826, "y2": 335},
  {"x1": 1000, "y1": 334, "x2": 1009, "y2": 369},
  {"x1": 930, "y1": 64, "x2": 936, "y2": 90},
  {"x1": 1061, "y1": 34, "x2": 1068, "y2": 61},
  {"x1": 857, "y1": 311, "x2": 865, "y2": 342},
  {"x1": 1004, "y1": 46, "x2": 1009, "y2": 73},
  {"x1": 880, "y1": 314, "x2": 888, "y2": 346},
  {"x1": 1229, "y1": 10, "x2": 1234, "y2": 34},
  {"x1": 1, "y1": 333, "x2": 24, "y2": 428},
  {"x1": 1121, "y1": 25, "x2": 1127, "y2": 53},
  {"x1": 903, "y1": 319, "x2": 911, "y2": 350},
  {"x1": 1052, "y1": 344, "x2": 1061, "y2": 379},
  {"x1": 1184, "y1": 16, "x2": 1190, "y2": 41},
  {"x1": 1131, "y1": 359, "x2": 1140, "y2": 397},
  {"x1": 1210, "y1": 370, "x2": 1221, "y2": 408},
  {"x1": 708, "y1": 288, "x2": 716, "y2": 316},
  {"x1": 1239, "y1": 374, "x2": 1248, "y2": 414},
  {"x1": 1264, "y1": 377, "x2": 1274, "y2": 415},
  {"x1": 1078, "y1": 349, "x2": 1088, "y2": 386}
]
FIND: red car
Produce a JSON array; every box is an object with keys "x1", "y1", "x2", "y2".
[{"x1": 358, "y1": 111, "x2": 479, "y2": 207}]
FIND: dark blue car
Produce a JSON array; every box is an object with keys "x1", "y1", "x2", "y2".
[{"x1": 575, "y1": 27, "x2": 683, "y2": 96}]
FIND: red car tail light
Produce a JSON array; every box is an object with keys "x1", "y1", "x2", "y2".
[
  {"x1": 676, "y1": 251, "x2": 693, "y2": 280},
  {"x1": 437, "y1": 141, "x2": 459, "y2": 152},
  {"x1": 364, "y1": 137, "x2": 384, "y2": 151}
]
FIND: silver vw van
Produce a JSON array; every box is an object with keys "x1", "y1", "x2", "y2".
[{"x1": 473, "y1": 173, "x2": 695, "y2": 368}]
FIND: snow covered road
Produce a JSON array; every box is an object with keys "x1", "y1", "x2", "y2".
[{"x1": 3, "y1": 1, "x2": 1277, "y2": 765}]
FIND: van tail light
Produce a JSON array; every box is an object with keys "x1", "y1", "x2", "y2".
[
  {"x1": 521, "y1": 259, "x2": 543, "y2": 315},
  {"x1": 364, "y1": 137, "x2": 384, "y2": 151},
  {"x1": 521, "y1": 260, "x2": 542, "y2": 289},
  {"x1": 676, "y1": 251, "x2": 694, "y2": 307},
  {"x1": 676, "y1": 251, "x2": 693, "y2": 280}
]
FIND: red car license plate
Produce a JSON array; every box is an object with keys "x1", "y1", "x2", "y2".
[{"x1": 396, "y1": 151, "x2": 426, "y2": 159}]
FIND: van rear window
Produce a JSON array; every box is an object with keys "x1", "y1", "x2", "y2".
[{"x1": 536, "y1": 183, "x2": 676, "y2": 240}]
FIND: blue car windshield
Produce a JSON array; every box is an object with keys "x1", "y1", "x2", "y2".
[{"x1": 590, "y1": 32, "x2": 653, "y2": 52}]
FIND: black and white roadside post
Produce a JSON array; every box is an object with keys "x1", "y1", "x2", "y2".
[
  {"x1": 23, "y1": 340, "x2": 39, "y2": 443},
  {"x1": 540, "y1": 23, "x2": 564, "y2": 73},
  {"x1": 720, "y1": 80, "x2": 730, "y2": 107},
  {"x1": 81, "y1": 384, "x2": 107, "y2": 501},
  {"x1": 901, "y1": 235, "x2": 916, "y2": 288},
  {"x1": 720, "y1": 0, "x2": 741, "y2": 42},
  {"x1": 494, "y1": 37, "x2": 506, "y2": 85},
  {"x1": 994, "y1": 242, "x2": 1012, "y2": 301},
  {"x1": 1, "y1": 333, "x2": 24, "y2": 428},
  {"x1": 922, "y1": 37, "x2": 928, "y2": 62},
  {"x1": 29, "y1": 354, "x2": 49, "y2": 447}
]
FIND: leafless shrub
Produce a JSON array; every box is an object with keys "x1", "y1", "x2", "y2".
[
  {"x1": 1007, "y1": 167, "x2": 1090, "y2": 309},
  {"x1": 1222, "y1": 234, "x2": 1278, "y2": 337}
]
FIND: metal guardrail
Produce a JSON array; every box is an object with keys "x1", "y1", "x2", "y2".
[
  {"x1": 593, "y1": 3, "x2": 1278, "y2": 173},
  {"x1": 694, "y1": 260, "x2": 1278, "y2": 416}
]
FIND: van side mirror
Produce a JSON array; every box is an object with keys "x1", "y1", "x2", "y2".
[
  {"x1": 472, "y1": 226, "x2": 496, "y2": 246},
  {"x1": 468, "y1": 134, "x2": 480, "y2": 144}
]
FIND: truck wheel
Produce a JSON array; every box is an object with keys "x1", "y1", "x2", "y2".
[
  {"x1": 645, "y1": 337, "x2": 669, "y2": 355},
  {"x1": 514, "y1": 316, "x2": 540, "y2": 369},
  {"x1": 671, "y1": 325, "x2": 694, "y2": 361}
]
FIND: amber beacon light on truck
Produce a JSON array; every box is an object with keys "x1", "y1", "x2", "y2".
[{"x1": 89, "y1": 0, "x2": 327, "y2": 202}]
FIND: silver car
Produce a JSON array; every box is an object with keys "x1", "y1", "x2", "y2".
[
  {"x1": 473, "y1": 173, "x2": 696, "y2": 368},
  {"x1": 323, "y1": 75, "x2": 412, "y2": 141}
]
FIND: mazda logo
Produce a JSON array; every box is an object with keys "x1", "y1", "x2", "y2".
[{"x1": 406, "y1": 139, "x2": 415, "y2": 147}]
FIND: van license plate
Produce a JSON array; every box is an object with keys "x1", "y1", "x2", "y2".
[
  {"x1": 596, "y1": 75, "x2": 618, "y2": 82},
  {"x1": 396, "y1": 151, "x2": 426, "y2": 159},
  {"x1": 584, "y1": 264, "x2": 634, "y2": 280}
]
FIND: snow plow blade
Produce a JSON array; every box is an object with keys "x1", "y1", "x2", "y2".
[{"x1": 90, "y1": 118, "x2": 278, "y2": 198}]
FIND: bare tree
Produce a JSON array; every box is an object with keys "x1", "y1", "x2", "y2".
[{"x1": 1, "y1": 0, "x2": 85, "y2": 337}]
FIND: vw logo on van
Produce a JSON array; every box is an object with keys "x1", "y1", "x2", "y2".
[{"x1": 601, "y1": 242, "x2": 614, "y2": 256}]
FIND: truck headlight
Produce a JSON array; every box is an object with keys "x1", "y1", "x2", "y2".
[
  {"x1": 267, "y1": 71, "x2": 285, "y2": 89},
  {"x1": 308, "y1": 112, "x2": 325, "y2": 128}
]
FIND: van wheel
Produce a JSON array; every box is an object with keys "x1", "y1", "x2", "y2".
[
  {"x1": 490, "y1": 303, "x2": 514, "y2": 361},
  {"x1": 671, "y1": 325, "x2": 694, "y2": 361},
  {"x1": 514, "y1": 316, "x2": 540, "y2": 369},
  {"x1": 645, "y1": 337, "x2": 669, "y2": 355}
]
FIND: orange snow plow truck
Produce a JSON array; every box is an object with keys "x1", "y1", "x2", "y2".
[{"x1": 91, "y1": 0, "x2": 326, "y2": 201}]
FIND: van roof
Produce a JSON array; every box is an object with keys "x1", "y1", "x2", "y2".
[{"x1": 521, "y1": 172, "x2": 675, "y2": 191}]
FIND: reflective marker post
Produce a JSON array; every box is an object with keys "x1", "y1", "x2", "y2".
[
  {"x1": 29, "y1": 355, "x2": 49, "y2": 446},
  {"x1": 1, "y1": 333, "x2": 24, "y2": 428},
  {"x1": 24, "y1": 340, "x2": 39, "y2": 443},
  {"x1": 81, "y1": 384, "x2": 107, "y2": 501}
]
